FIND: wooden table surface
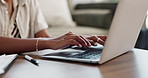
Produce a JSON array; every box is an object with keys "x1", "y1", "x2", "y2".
[{"x1": 1, "y1": 49, "x2": 148, "y2": 78}]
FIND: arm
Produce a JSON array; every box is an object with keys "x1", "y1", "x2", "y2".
[
  {"x1": 0, "y1": 32, "x2": 107, "y2": 54},
  {"x1": 0, "y1": 36, "x2": 47, "y2": 54},
  {"x1": 0, "y1": 32, "x2": 95, "y2": 54}
]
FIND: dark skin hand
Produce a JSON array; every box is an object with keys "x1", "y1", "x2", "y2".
[{"x1": 47, "y1": 32, "x2": 107, "y2": 50}]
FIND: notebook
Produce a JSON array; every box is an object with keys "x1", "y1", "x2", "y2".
[{"x1": 0, "y1": 54, "x2": 18, "y2": 75}]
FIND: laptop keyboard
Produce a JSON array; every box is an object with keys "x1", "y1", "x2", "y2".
[
  {"x1": 43, "y1": 46, "x2": 103, "y2": 60},
  {"x1": 67, "y1": 47, "x2": 103, "y2": 60},
  {"x1": 62, "y1": 47, "x2": 104, "y2": 59}
]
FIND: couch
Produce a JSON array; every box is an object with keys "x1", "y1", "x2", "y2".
[
  {"x1": 71, "y1": 2, "x2": 117, "y2": 29},
  {"x1": 38, "y1": 0, "x2": 110, "y2": 36}
]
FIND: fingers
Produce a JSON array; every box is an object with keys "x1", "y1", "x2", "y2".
[
  {"x1": 65, "y1": 31, "x2": 75, "y2": 36},
  {"x1": 53, "y1": 39, "x2": 82, "y2": 50},
  {"x1": 97, "y1": 36, "x2": 107, "y2": 45},
  {"x1": 88, "y1": 40, "x2": 97, "y2": 46},
  {"x1": 52, "y1": 33, "x2": 107, "y2": 50},
  {"x1": 61, "y1": 32, "x2": 107, "y2": 47},
  {"x1": 97, "y1": 35, "x2": 107, "y2": 41},
  {"x1": 68, "y1": 39, "x2": 82, "y2": 47},
  {"x1": 65, "y1": 35, "x2": 92, "y2": 48},
  {"x1": 79, "y1": 35, "x2": 91, "y2": 47},
  {"x1": 87, "y1": 35, "x2": 107, "y2": 45},
  {"x1": 60, "y1": 39, "x2": 82, "y2": 49},
  {"x1": 93, "y1": 35, "x2": 104, "y2": 45},
  {"x1": 97, "y1": 38, "x2": 105, "y2": 45}
]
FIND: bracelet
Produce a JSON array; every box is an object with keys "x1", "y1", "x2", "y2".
[{"x1": 36, "y1": 37, "x2": 41, "y2": 52}]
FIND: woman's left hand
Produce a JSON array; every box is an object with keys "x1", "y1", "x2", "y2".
[
  {"x1": 86, "y1": 35, "x2": 107, "y2": 46},
  {"x1": 62, "y1": 32, "x2": 107, "y2": 46}
]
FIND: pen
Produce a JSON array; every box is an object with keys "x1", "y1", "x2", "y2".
[{"x1": 24, "y1": 55, "x2": 39, "y2": 66}]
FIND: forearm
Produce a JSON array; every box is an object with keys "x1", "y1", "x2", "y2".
[{"x1": 0, "y1": 36, "x2": 48, "y2": 54}]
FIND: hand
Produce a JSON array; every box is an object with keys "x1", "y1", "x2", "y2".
[
  {"x1": 86, "y1": 35, "x2": 107, "y2": 45},
  {"x1": 46, "y1": 32, "x2": 92, "y2": 50}
]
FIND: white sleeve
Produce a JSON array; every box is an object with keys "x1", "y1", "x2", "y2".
[{"x1": 30, "y1": 0, "x2": 48, "y2": 34}]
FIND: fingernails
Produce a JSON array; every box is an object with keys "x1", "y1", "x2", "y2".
[
  {"x1": 94, "y1": 43, "x2": 98, "y2": 46},
  {"x1": 97, "y1": 38, "x2": 100, "y2": 42},
  {"x1": 79, "y1": 44, "x2": 82, "y2": 47}
]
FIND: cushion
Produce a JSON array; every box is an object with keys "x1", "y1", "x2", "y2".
[
  {"x1": 72, "y1": 9, "x2": 112, "y2": 29},
  {"x1": 48, "y1": 26, "x2": 108, "y2": 36},
  {"x1": 37, "y1": 0, "x2": 76, "y2": 27}
]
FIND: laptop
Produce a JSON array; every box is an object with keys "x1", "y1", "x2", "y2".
[{"x1": 41, "y1": 0, "x2": 148, "y2": 64}]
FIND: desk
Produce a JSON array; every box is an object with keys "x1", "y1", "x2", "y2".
[{"x1": 1, "y1": 49, "x2": 148, "y2": 78}]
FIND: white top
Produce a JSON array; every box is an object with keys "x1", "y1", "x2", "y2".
[{"x1": 0, "y1": 0, "x2": 48, "y2": 38}]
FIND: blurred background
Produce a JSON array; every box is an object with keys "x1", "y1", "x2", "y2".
[{"x1": 38, "y1": 0, "x2": 148, "y2": 50}]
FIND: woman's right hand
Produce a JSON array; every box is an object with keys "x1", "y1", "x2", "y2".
[{"x1": 44, "y1": 32, "x2": 92, "y2": 50}]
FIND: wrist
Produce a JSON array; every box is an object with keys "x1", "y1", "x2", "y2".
[
  {"x1": 38, "y1": 38, "x2": 53, "y2": 50},
  {"x1": 37, "y1": 39, "x2": 49, "y2": 50}
]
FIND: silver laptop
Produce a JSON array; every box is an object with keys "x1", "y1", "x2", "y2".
[{"x1": 42, "y1": 0, "x2": 148, "y2": 64}]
